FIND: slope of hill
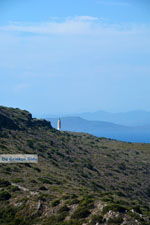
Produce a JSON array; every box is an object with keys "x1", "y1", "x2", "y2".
[
  {"x1": 48, "y1": 117, "x2": 150, "y2": 143},
  {"x1": 0, "y1": 106, "x2": 150, "y2": 225}
]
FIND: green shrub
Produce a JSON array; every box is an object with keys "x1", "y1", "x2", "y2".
[
  {"x1": 132, "y1": 205, "x2": 142, "y2": 214},
  {"x1": 38, "y1": 193, "x2": 53, "y2": 202},
  {"x1": 3, "y1": 167, "x2": 12, "y2": 174},
  {"x1": 9, "y1": 186, "x2": 20, "y2": 192},
  {"x1": 62, "y1": 194, "x2": 77, "y2": 200},
  {"x1": 127, "y1": 211, "x2": 145, "y2": 221},
  {"x1": 0, "y1": 204, "x2": 17, "y2": 224},
  {"x1": 27, "y1": 140, "x2": 34, "y2": 148},
  {"x1": 44, "y1": 212, "x2": 67, "y2": 225},
  {"x1": 66, "y1": 198, "x2": 79, "y2": 205},
  {"x1": 0, "y1": 179, "x2": 11, "y2": 187},
  {"x1": 71, "y1": 206, "x2": 90, "y2": 219},
  {"x1": 38, "y1": 177, "x2": 52, "y2": 184},
  {"x1": 12, "y1": 178, "x2": 24, "y2": 183},
  {"x1": 33, "y1": 167, "x2": 41, "y2": 172},
  {"x1": 90, "y1": 214, "x2": 103, "y2": 224},
  {"x1": 107, "y1": 216, "x2": 123, "y2": 224},
  {"x1": 58, "y1": 205, "x2": 70, "y2": 213},
  {"x1": 51, "y1": 199, "x2": 60, "y2": 207},
  {"x1": 39, "y1": 186, "x2": 48, "y2": 191},
  {"x1": 102, "y1": 204, "x2": 127, "y2": 214},
  {"x1": 79, "y1": 195, "x2": 94, "y2": 209},
  {"x1": 0, "y1": 190, "x2": 11, "y2": 200}
]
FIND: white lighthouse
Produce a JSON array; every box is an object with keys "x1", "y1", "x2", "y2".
[{"x1": 57, "y1": 118, "x2": 61, "y2": 131}]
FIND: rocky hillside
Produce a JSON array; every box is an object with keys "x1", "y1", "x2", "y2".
[{"x1": 0, "y1": 106, "x2": 150, "y2": 225}]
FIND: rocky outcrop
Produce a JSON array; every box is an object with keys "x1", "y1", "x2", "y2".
[
  {"x1": 0, "y1": 106, "x2": 52, "y2": 130},
  {"x1": 28, "y1": 118, "x2": 52, "y2": 129}
]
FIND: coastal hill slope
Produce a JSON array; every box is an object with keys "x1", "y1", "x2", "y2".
[{"x1": 0, "y1": 106, "x2": 150, "y2": 225}]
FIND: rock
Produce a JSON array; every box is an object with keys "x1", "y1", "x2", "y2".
[{"x1": 0, "y1": 106, "x2": 53, "y2": 130}]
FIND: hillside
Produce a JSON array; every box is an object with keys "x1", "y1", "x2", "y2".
[
  {"x1": 0, "y1": 106, "x2": 150, "y2": 225},
  {"x1": 48, "y1": 117, "x2": 150, "y2": 143}
]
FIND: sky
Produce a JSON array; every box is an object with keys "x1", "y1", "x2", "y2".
[{"x1": 0, "y1": 0, "x2": 150, "y2": 116}]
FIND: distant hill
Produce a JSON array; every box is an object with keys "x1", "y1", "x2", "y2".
[
  {"x1": 0, "y1": 106, "x2": 150, "y2": 225},
  {"x1": 77, "y1": 110, "x2": 150, "y2": 126},
  {"x1": 48, "y1": 116, "x2": 127, "y2": 131},
  {"x1": 45, "y1": 110, "x2": 150, "y2": 126},
  {"x1": 48, "y1": 116, "x2": 150, "y2": 143}
]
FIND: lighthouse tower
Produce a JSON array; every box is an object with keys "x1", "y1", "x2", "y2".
[{"x1": 57, "y1": 118, "x2": 61, "y2": 131}]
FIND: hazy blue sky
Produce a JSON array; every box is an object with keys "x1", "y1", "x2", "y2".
[{"x1": 0, "y1": 0, "x2": 150, "y2": 115}]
